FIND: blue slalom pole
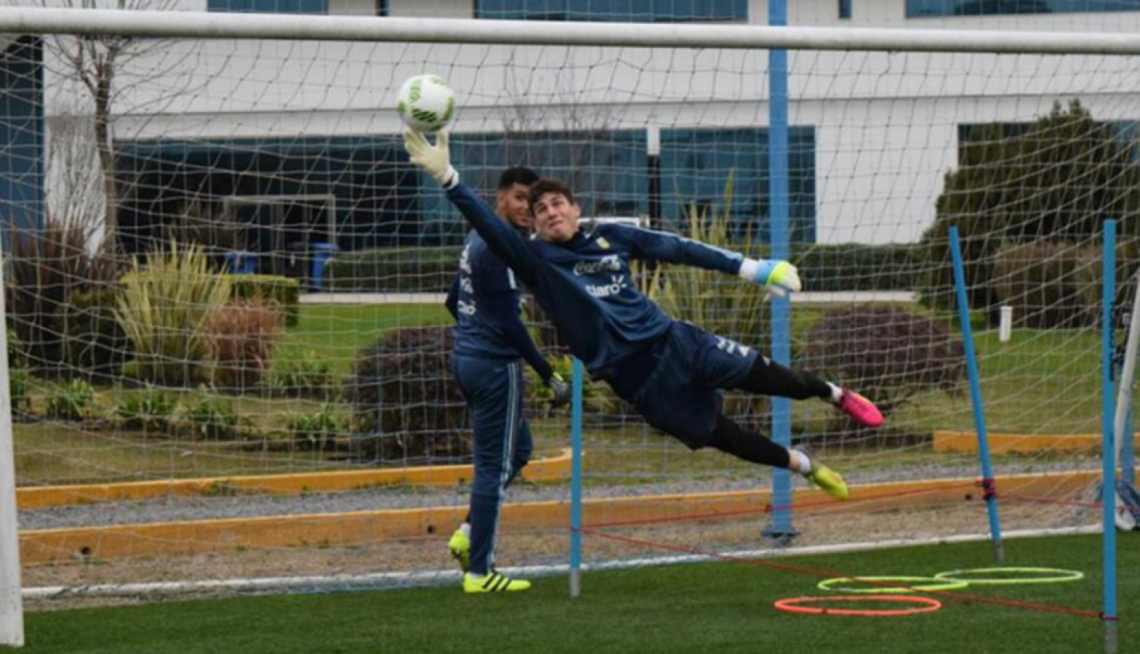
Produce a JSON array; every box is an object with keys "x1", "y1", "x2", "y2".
[
  {"x1": 763, "y1": 0, "x2": 796, "y2": 544},
  {"x1": 569, "y1": 357, "x2": 584, "y2": 598},
  {"x1": 948, "y1": 227, "x2": 1004, "y2": 563},
  {"x1": 1101, "y1": 221, "x2": 1119, "y2": 653}
]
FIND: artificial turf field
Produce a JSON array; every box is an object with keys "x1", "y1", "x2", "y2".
[{"x1": 18, "y1": 532, "x2": 1137, "y2": 654}]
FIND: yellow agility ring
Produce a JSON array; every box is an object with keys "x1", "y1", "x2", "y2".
[
  {"x1": 817, "y1": 576, "x2": 970, "y2": 594},
  {"x1": 932, "y1": 567, "x2": 1084, "y2": 585}
]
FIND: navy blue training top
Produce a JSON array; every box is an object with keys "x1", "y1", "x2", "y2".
[
  {"x1": 446, "y1": 182, "x2": 745, "y2": 382},
  {"x1": 446, "y1": 228, "x2": 552, "y2": 382}
]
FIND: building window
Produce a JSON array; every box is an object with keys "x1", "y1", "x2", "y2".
[
  {"x1": 839, "y1": 0, "x2": 852, "y2": 19},
  {"x1": 475, "y1": 0, "x2": 747, "y2": 22},
  {"x1": 0, "y1": 37, "x2": 44, "y2": 237},
  {"x1": 208, "y1": 0, "x2": 328, "y2": 14},
  {"x1": 114, "y1": 136, "x2": 420, "y2": 255},
  {"x1": 659, "y1": 128, "x2": 817, "y2": 244},
  {"x1": 908, "y1": 0, "x2": 1140, "y2": 18}
]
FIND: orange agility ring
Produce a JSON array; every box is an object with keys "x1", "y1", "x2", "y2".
[{"x1": 774, "y1": 595, "x2": 943, "y2": 617}]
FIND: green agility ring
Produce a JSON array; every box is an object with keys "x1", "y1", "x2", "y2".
[
  {"x1": 817, "y1": 576, "x2": 970, "y2": 594},
  {"x1": 933, "y1": 567, "x2": 1084, "y2": 585}
]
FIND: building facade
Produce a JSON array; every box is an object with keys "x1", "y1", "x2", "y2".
[{"x1": 4, "y1": 0, "x2": 1140, "y2": 261}]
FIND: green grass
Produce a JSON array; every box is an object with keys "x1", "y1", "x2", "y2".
[
  {"x1": 14, "y1": 301, "x2": 1133, "y2": 486},
  {"x1": 21, "y1": 533, "x2": 1138, "y2": 654},
  {"x1": 276, "y1": 303, "x2": 451, "y2": 374}
]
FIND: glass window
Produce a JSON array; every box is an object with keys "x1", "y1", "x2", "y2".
[
  {"x1": 660, "y1": 128, "x2": 816, "y2": 244},
  {"x1": 476, "y1": 0, "x2": 747, "y2": 22},
  {"x1": 114, "y1": 136, "x2": 423, "y2": 253},
  {"x1": 908, "y1": 0, "x2": 1140, "y2": 18},
  {"x1": 208, "y1": 0, "x2": 327, "y2": 14},
  {"x1": 839, "y1": 0, "x2": 853, "y2": 19},
  {"x1": 0, "y1": 37, "x2": 44, "y2": 238}
]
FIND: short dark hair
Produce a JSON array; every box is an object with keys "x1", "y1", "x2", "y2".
[
  {"x1": 527, "y1": 178, "x2": 575, "y2": 211},
  {"x1": 498, "y1": 167, "x2": 540, "y2": 190}
]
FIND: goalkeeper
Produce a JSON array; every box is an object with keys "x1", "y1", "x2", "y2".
[
  {"x1": 406, "y1": 129, "x2": 882, "y2": 504},
  {"x1": 444, "y1": 166, "x2": 568, "y2": 595}
]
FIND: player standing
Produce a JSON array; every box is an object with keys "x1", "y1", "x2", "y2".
[{"x1": 444, "y1": 167, "x2": 568, "y2": 594}]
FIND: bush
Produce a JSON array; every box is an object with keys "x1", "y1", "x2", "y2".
[
  {"x1": 180, "y1": 388, "x2": 241, "y2": 440},
  {"x1": 526, "y1": 354, "x2": 619, "y2": 416},
  {"x1": 64, "y1": 288, "x2": 130, "y2": 380},
  {"x1": 6, "y1": 217, "x2": 121, "y2": 377},
  {"x1": 117, "y1": 240, "x2": 233, "y2": 386},
  {"x1": 10, "y1": 369, "x2": 30, "y2": 418},
  {"x1": 228, "y1": 274, "x2": 300, "y2": 327},
  {"x1": 6, "y1": 328, "x2": 25, "y2": 371},
  {"x1": 267, "y1": 349, "x2": 340, "y2": 399},
  {"x1": 348, "y1": 326, "x2": 470, "y2": 463},
  {"x1": 326, "y1": 246, "x2": 462, "y2": 293},
  {"x1": 205, "y1": 298, "x2": 282, "y2": 392},
  {"x1": 806, "y1": 305, "x2": 966, "y2": 418},
  {"x1": 117, "y1": 386, "x2": 179, "y2": 433},
  {"x1": 286, "y1": 403, "x2": 345, "y2": 451},
  {"x1": 992, "y1": 241, "x2": 1103, "y2": 329},
  {"x1": 919, "y1": 100, "x2": 1140, "y2": 318},
  {"x1": 45, "y1": 378, "x2": 98, "y2": 421}
]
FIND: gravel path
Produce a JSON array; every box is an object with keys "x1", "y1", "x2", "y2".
[{"x1": 17, "y1": 460, "x2": 1098, "y2": 530}]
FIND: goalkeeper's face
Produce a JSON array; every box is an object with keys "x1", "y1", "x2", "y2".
[
  {"x1": 496, "y1": 183, "x2": 534, "y2": 230},
  {"x1": 533, "y1": 192, "x2": 581, "y2": 243}
]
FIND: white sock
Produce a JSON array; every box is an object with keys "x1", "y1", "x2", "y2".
[
  {"x1": 826, "y1": 382, "x2": 844, "y2": 404},
  {"x1": 791, "y1": 449, "x2": 812, "y2": 475},
  {"x1": 461, "y1": 522, "x2": 471, "y2": 538}
]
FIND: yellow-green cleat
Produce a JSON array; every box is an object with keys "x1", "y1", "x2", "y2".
[
  {"x1": 463, "y1": 570, "x2": 531, "y2": 593},
  {"x1": 805, "y1": 463, "x2": 850, "y2": 501},
  {"x1": 448, "y1": 527, "x2": 470, "y2": 573},
  {"x1": 795, "y1": 447, "x2": 849, "y2": 500}
]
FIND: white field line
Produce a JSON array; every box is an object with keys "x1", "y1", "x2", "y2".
[{"x1": 23, "y1": 524, "x2": 1098, "y2": 600}]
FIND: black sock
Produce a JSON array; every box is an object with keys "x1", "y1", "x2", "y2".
[
  {"x1": 707, "y1": 413, "x2": 790, "y2": 468},
  {"x1": 737, "y1": 355, "x2": 832, "y2": 401}
]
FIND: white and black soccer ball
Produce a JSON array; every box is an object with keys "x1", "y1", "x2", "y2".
[{"x1": 396, "y1": 74, "x2": 456, "y2": 133}]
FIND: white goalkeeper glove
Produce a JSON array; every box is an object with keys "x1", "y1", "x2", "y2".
[
  {"x1": 404, "y1": 128, "x2": 459, "y2": 188},
  {"x1": 739, "y1": 258, "x2": 802, "y2": 299}
]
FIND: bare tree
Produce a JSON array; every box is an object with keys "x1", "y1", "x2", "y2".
[
  {"x1": 498, "y1": 53, "x2": 625, "y2": 212},
  {"x1": 44, "y1": 104, "x2": 103, "y2": 247},
  {"x1": 41, "y1": 0, "x2": 190, "y2": 251}
]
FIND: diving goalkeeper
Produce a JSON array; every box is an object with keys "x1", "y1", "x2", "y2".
[{"x1": 406, "y1": 129, "x2": 882, "y2": 502}]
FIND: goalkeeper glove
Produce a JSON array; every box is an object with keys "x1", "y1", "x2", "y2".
[
  {"x1": 545, "y1": 373, "x2": 571, "y2": 409},
  {"x1": 739, "y1": 258, "x2": 802, "y2": 298},
  {"x1": 404, "y1": 128, "x2": 459, "y2": 188}
]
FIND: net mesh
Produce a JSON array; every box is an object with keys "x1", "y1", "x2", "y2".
[{"x1": 0, "y1": 12, "x2": 1136, "y2": 606}]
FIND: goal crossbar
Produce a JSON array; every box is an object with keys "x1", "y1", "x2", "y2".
[{"x1": 4, "y1": 7, "x2": 1140, "y2": 55}]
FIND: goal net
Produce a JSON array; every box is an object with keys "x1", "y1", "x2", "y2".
[{"x1": 0, "y1": 6, "x2": 1135, "y2": 613}]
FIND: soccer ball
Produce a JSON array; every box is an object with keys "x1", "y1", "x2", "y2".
[{"x1": 396, "y1": 74, "x2": 456, "y2": 133}]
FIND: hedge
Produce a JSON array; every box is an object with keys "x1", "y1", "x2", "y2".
[
  {"x1": 325, "y1": 246, "x2": 462, "y2": 293},
  {"x1": 324, "y1": 243, "x2": 916, "y2": 294}
]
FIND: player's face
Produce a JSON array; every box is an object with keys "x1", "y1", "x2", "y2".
[
  {"x1": 496, "y1": 183, "x2": 534, "y2": 230},
  {"x1": 533, "y1": 192, "x2": 581, "y2": 243}
]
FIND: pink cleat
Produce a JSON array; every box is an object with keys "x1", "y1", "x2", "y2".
[{"x1": 837, "y1": 390, "x2": 883, "y2": 428}]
